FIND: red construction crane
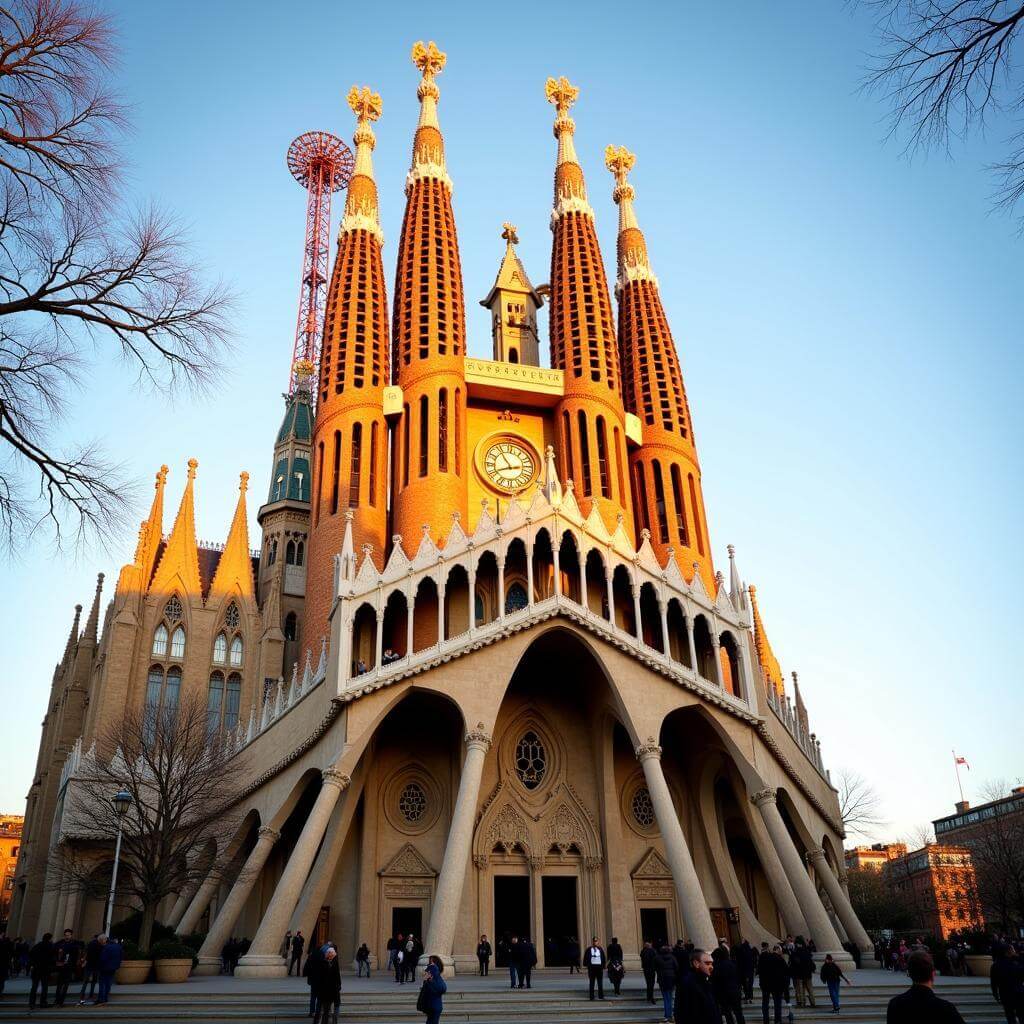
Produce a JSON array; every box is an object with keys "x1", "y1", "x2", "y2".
[{"x1": 286, "y1": 131, "x2": 355, "y2": 403}]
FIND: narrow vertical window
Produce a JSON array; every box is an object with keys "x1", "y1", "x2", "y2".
[
  {"x1": 562, "y1": 410, "x2": 574, "y2": 485},
  {"x1": 595, "y1": 416, "x2": 610, "y2": 498},
  {"x1": 213, "y1": 633, "x2": 227, "y2": 664},
  {"x1": 402, "y1": 404, "x2": 410, "y2": 487},
  {"x1": 613, "y1": 426, "x2": 625, "y2": 504},
  {"x1": 296, "y1": 541, "x2": 304, "y2": 566},
  {"x1": 314, "y1": 441, "x2": 324, "y2": 526},
  {"x1": 225, "y1": 674, "x2": 242, "y2": 732},
  {"x1": 438, "y1": 388, "x2": 449, "y2": 472},
  {"x1": 286, "y1": 540, "x2": 296, "y2": 565},
  {"x1": 454, "y1": 388, "x2": 462, "y2": 475},
  {"x1": 633, "y1": 462, "x2": 651, "y2": 534},
  {"x1": 652, "y1": 460, "x2": 669, "y2": 544},
  {"x1": 170, "y1": 626, "x2": 186, "y2": 660},
  {"x1": 368, "y1": 421, "x2": 378, "y2": 507},
  {"x1": 349, "y1": 422, "x2": 362, "y2": 508},
  {"x1": 577, "y1": 410, "x2": 592, "y2": 496},
  {"x1": 671, "y1": 464, "x2": 689, "y2": 545},
  {"x1": 207, "y1": 672, "x2": 224, "y2": 734},
  {"x1": 688, "y1": 473, "x2": 705, "y2": 556},
  {"x1": 419, "y1": 395, "x2": 429, "y2": 477},
  {"x1": 164, "y1": 666, "x2": 182, "y2": 726},
  {"x1": 152, "y1": 624, "x2": 168, "y2": 657},
  {"x1": 330, "y1": 430, "x2": 341, "y2": 515},
  {"x1": 230, "y1": 636, "x2": 243, "y2": 667}
]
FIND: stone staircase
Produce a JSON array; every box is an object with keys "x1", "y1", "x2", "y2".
[{"x1": 0, "y1": 977, "x2": 1002, "y2": 1023}]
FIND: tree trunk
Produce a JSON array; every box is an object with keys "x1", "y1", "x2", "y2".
[{"x1": 139, "y1": 901, "x2": 158, "y2": 953}]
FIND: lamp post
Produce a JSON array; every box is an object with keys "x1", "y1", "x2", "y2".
[{"x1": 104, "y1": 788, "x2": 132, "y2": 935}]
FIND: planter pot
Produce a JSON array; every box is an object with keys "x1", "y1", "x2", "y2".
[
  {"x1": 154, "y1": 958, "x2": 194, "y2": 983},
  {"x1": 115, "y1": 959, "x2": 152, "y2": 984},
  {"x1": 963, "y1": 954, "x2": 993, "y2": 977}
]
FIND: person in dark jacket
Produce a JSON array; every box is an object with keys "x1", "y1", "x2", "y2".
[
  {"x1": 95, "y1": 934, "x2": 122, "y2": 1006},
  {"x1": 712, "y1": 944, "x2": 746, "y2": 1024},
  {"x1": 305, "y1": 943, "x2": 325, "y2": 1016},
  {"x1": 53, "y1": 928, "x2": 81, "y2": 1006},
  {"x1": 567, "y1": 936, "x2": 581, "y2": 974},
  {"x1": 313, "y1": 947, "x2": 341, "y2": 1024},
  {"x1": 789, "y1": 936, "x2": 816, "y2": 1008},
  {"x1": 78, "y1": 934, "x2": 102, "y2": 1003},
  {"x1": 655, "y1": 944, "x2": 678, "y2": 1022},
  {"x1": 991, "y1": 946, "x2": 1023, "y2": 1023},
  {"x1": 585, "y1": 937, "x2": 606, "y2": 1001},
  {"x1": 887, "y1": 951, "x2": 965, "y2": 1023},
  {"x1": 519, "y1": 936, "x2": 537, "y2": 989},
  {"x1": 607, "y1": 937, "x2": 624, "y2": 995},
  {"x1": 476, "y1": 935, "x2": 492, "y2": 976},
  {"x1": 641, "y1": 941, "x2": 658, "y2": 1004},
  {"x1": 507, "y1": 936, "x2": 521, "y2": 989},
  {"x1": 289, "y1": 931, "x2": 305, "y2": 976},
  {"x1": 355, "y1": 942, "x2": 371, "y2": 977},
  {"x1": 421, "y1": 956, "x2": 447, "y2": 1024},
  {"x1": 819, "y1": 953, "x2": 851, "y2": 1013},
  {"x1": 28, "y1": 932, "x2": 55, "y2": 1009},
  {"x1": 736, "y1": 940, "x2": 755, "y2": 1004},
  {"x1": 676, "y1": 948, "x2": 720, "y2": 1024},
  {"x1": 0, "y1": 932, "x2": 12, "y2": 995},
  {"x1": 756, "y1": 943, "x2": 788, "y2": 1024}
]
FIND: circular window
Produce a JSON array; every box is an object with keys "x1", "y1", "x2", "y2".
[
  {"x1": 398, "y1": 782, "x2": 427, "y2": 824},
  {"x1": 514, "y1": 731, "x2": 547, "y2": 790},
  {"x1": 632, "y1": 787, "x2": 656, "y2": 828}
]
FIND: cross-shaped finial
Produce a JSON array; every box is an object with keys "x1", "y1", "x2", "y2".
[
  {"x1": 604, "y1": 144, "x2": 636, "y2": 185},
  {"x1": 412, "y1": 40, "x2": 446, "y2": 79},
  {"x1": 545, "y1": 76, "x2": 579, "y2": 116},
  {"x1": 347, "y1": 85, "x2": 382, "y2": 123},
  {"x1": 501, "y1": 222, "x2": 518, "y2": 246}
]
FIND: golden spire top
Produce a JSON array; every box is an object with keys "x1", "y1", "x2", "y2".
[
  {"x1": 605, "y1": 144, "x2": 652, "y2": 287},
  {"x1": 348, "y1": 85, "x2": 382, "y2": 125},
  {"x1": 343, "y1": 85, "x2": 383, "y2": 240},
  {"x1": 605, "y1": 144, "x2": 636, "y2": 189},
  {"x1": 412, "y1": 40, "x2": 446, "y2": 81},
  {"x1": 239, "y1": 470, "x2": 249, "y2": 493},
  {"x1": 187, "y1": 457, "x2": 198, "y2": 480},
  {"x1": 408, "y1": 41, "x2": 450, "y2": 187},
  {"x1": 545, "y1": 76, "x2": 579, "y2": 120},
  {"x1": 546, "y1": 76, "x2": 589, "y2": 209},
  {"x1": 501, "y1": 222, "x2": 518, "y2": 246}
]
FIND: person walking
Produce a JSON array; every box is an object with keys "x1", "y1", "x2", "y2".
[
  {"x1": 418, "y1": 955, "x2": 447, "y2": 1024},
  {"x1": 53, "y1": 928, "x2": 81, "y2": 1006},
  {"x1": 289, "y1": 931, "x2": 306, "y2": 976},
  {"x1": 313, "y1": 947, "x2": 341, "y2": 1024},
  {"x1": 641, "y1": 940, "x2": 658, "y2": 1004},
  {"x1": 676, "y1": 948, "x2": 720, "y2": 1024},
  {"x1": 585, "y1": 937, "x2": 606, "y2": 1001},
  {"x1": 95, "y1": 934, "x2": 122, "y2": 1007},
  {"x1": 355, "y1": 942, "x2": 371, "y2": 977},
  {"x1": 78, "y1": 933, "x2": 101, "y2": 1003},
  {"x1": 607, "y1": 936, "x2": 624, "y2": 996},
  {"x1": 519, "y1": 936, "x2": 536, "y2": 989},
  {"x1": 476, "y1": 934, "x2": 492, "y2": 976},
  {"x1": 712, "y1": 945, "x2": 746, "y2": 1024},
  {"x1": 819, "y1": 953, "x2": 851, "y2": 1014},
  {"x1": 28, "y1": 932, "x2": 55, "y2": 1009},
  {"x1": 789, "y1": 936, "x2": 815, "y2": 1008},
  {"x1": 887, "y1": 951, "x2": 965, "y2": 1023},
  {"x1": 655, "y1": 943, "x2": 678, "y2": 1023},
  {"x1": 405, "y1": 934, "x2": 420, "y2": 983},
  {"x1": 756, "y1": 943, "x2": 788, "y2": 1024},
  {"x1": 394, "y1": 946, "x2": 406, "y2": 984},
  {"x1": 387, "y1": 934, "x2": 401, "y2": 973},
  {"x1": 736, "y1": 940, "x2": 755, "y2": 1004}
]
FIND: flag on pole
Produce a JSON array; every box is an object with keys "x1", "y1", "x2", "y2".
[{"x1": 955, "y1": 755, "x2": 970, "y2": 769}]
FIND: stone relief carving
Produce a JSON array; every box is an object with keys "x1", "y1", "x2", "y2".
[{"x1": 486, "y1": 803, "x2": 531, "y2": 854}]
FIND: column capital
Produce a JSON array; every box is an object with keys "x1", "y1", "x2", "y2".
[
  {"x1": 322, "y1": 767, "x2": 351, "y2": 791},
  {"x1": 257, "y1": 826, "x2": 281, "y2": 842},
  {"x1": 635, "y1": 737, "x2": 662, "y2": 762},
  {"x1": 751, "y1": 786, "x2": 777, "y2": 808},
  {"x1": 465, "y1": 722, "x2": 492, "y2": 752},
  {"x1": 806, "y1": 846, "x2": 828, "y2": 866}
]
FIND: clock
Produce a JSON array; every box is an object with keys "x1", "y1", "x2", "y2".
[{"x1": 480, "y1": 436, "x2": 538, "y2": 493}]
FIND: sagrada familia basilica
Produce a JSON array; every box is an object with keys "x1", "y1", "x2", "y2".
[{"x1": 10, "y1": 43, "x2": 872, "y2": 974}]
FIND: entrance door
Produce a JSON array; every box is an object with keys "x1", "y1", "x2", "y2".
[
  {"x1": 541, "y1": 876, "x2": 579, "y2": 966},
  {"x1": 391, "y1": 906, "x2": 423, "y2": 944},
  {"x1": 314, "y1": 905, "x2": 330, "y2": 949},
  {"x1": 640, "y1": 907, "x2": 669, "y2": 948},
  {"x1": 710, "y1": 907, "x2": 741, "y2": 947},
  {"x1": 494, "y1": 876, "x2": 531, "y2": 966}
]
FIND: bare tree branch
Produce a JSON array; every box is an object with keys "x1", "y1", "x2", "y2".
[{"x1": 837, "y1": 768, "x2": 889, "y2": 840}]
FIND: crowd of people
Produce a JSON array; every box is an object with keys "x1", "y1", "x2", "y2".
[{"x1": 219, "y1": 935, "x2": 252, "y2": 974}]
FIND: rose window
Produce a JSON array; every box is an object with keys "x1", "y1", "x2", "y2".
[
  {"x1": 514, "y1": 731, "x2": 547, "y2": 789},
  {"x1": 225, "y1": 602, "x2": 240, "y2": 629},
  {"x1": 399, "y1": 782, "x2": 427, "y2": 823},
  {"x1": 164, "y1": 596, "x2": 183, "y2": 622},
  {"x1": 632, "y1": 787, "x2": 655, "y2": 828}
]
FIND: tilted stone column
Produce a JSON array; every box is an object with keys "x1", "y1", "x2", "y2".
[
  {"x1": 422, "y1": 724, "x2": 491, "y2": 970},
  {"x1": 166, "y1": 886, "x2": 194, "y2": 931},
  {"x1": 235, "y1": 768, "x2": 350, "y2": 977},
  {"x1": 750, "y1": 789, "x2": 843, "y2": 953},
  {"x1": 742, "y1": 806, "x2": 809, "y2": 938},
  {"x1": 807, "y1": 848, "x2": 872, "y2": 952},
  {"x1": 177, "y1": 862, "x2": 225, "y2": 938},
  {"x1": 635, "y1": 740, "x2": 716, "y2": 948},
  {"x1": 194, "y1": 826, "x2": 281, "y2": 974}
]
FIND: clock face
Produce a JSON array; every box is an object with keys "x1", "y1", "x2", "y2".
[{"x1": 482, "y1": 438, "x2": 537, "y2": 492}]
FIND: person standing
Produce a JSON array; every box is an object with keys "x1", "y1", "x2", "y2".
[
  {"x1": 28, "y1": 932, "x2": 55, "y2": 1009},
  {"x1": 789, "y1": 936, "x2": 815, "y2": 1008},
  {"x1": 676, "y1": 948, "x2": 720, "y2": 1024},
  {"x1": 53, "y1": 928, "x2": 81, "y2": 1006},
  {"x1": 78, "y1": 933, "x2": 101, "y2": 1003},
  {"x1": 520, "y1": 936, "x2": 536, "y2": 989},
  {"x1": 313, "y1": 947, "x2": 341, "y2": 1024},
  {"x1": 641, "y1": 940, "x2": 658, "y2": 1004},
  {"x1": 756, "y1": 943, "x2": 788, "y2": 1024},
  {"x1": 991, "y1": 945, "x2": 1023, "y2": 1024},
  {"x1": 289, "y1": 931, "x2": 305, "y2": 976},
  {"x1": 305, "y1": 943, "x2": 325, "y2": 1017},
  {"x1": 654, "y1": 943, "x2": 678, "y2": 1023},
  {"x1": 607, "y1": 936, "x2": 624, "y2": 996},
  {"x1": 567, "y1": 936, "x2": 581, "y2": 974},
  {"x1": 585, "y1": 937, "x2": 606, "y2": 1001},
  {"x1": 711, "y1": 945, "x2": 746, "y2": 1024},
  {"x1": 819, "y1": 953, "x2": 851, "y2": 1014},
  {"x1": 405, "y1": 934, "x2": 419, "y2": 983},
  {"x1": 736, "y1": 940, "x2": 755, "y2": 1004},
  {"x1": 394, "y1": 946, "x2": 406, "y2": 984},
  {"x1": 507, "y1": 936, "x2": 521, "y2": 989},
  {"x1": 281, "y1": 930, "x2": 293, "y2": 959},
  {"x1": 419, "y1": 955, "x2": 447, "y2": 1024},
  {"x1": 476, "y1": 934, "x2": 492, "y2": 976},
  {"x1": 356, "y1": 942, "x2": 371, "y2": 977},
  {"x1": 887, "y1": 951, "x2": 965, "y2": 1023},
  {"x1": 95, "y1": 934, "x2": 122, "y2": 1007}
]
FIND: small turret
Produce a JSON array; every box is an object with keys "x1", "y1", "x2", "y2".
[{"x1": 480, "y1": 223, "x2": 543, "y2": 365}]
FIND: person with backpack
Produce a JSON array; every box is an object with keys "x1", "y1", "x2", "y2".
[
  {"x1": 417, "y1": 955, "x2": 447, "y2": 1024},
  {"x1": 78, "y1": 934, "x2": 102, "y2": 1003},
  {"x1": 819, "y1": 953, "x2": 851, "y2": 1014}
]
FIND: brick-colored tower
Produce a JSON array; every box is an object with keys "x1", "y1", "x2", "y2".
[
  {"x1": 390, "y1": 41, "x2": 468, "y2": 548},
  {"x1": 545, "y1": 78, "x2": 634, "y2": 539},
  {"x1": 605, "y1": 145, "x2": 714, "y2": 589},
  {"x1": 306, "y1": 86, "x2": 390, "y2": 647}
]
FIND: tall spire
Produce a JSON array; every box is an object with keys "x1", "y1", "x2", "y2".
[
  {"x1": 61, "y1": 603, "x2": 83, "y2": 668},
  {"x1": 389, "y1": 41, "x2": 468, "y2": 549},
  {"x1": 150, "y1": 458, "x2": 202, "y2": 596},
  {"x1": 605, "y1": 145, "x2": 712, "y2": 588},
  {"x1": 81, "y1": 572, "x2": 105, "y2": 646},
  {"x1": 132, "y1": 464, "x2": 168, "y2": 584},
  {"x1": 545, "y1": 77, "x2": 633, "y2": 537},
  {"x1": 210, "y1": 473, "x2": 255, "y2": 601},
  {"x1": 341, "y1": 86, "x2": 383, "y2": 242},
  {"x1": 749, "y1": 584, "x2": 785, "y2": 700}
]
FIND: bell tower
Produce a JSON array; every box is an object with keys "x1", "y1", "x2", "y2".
[{"x1": 479, "y1": 223, "x2": 543, "y2": 366}]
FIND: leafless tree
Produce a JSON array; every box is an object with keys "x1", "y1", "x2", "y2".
[
  {"x1": 847, "y1": 864, "x2": 914, "y2": 932},
  {"x1": 966, "y1": 779, "x2": 1024, "y2": 931},
  {"x1": 0, "y1": 0, "x2": 233, "y2": 555},
  {"x1": 53, "y1": 697, "x2": 246, "y2": 951},
  {"x1": 862, "y1": 1, "x2": 1024, "y2": 230},
  {"x1": 837, "y1": 768, "x2": 888, "y2": 840}
]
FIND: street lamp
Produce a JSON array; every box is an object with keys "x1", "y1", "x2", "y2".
[{"x1": 104, "y1": 788, "x2": 132, "y2": 935}]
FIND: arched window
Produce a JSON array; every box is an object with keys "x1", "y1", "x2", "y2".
[
  {"x1": 349, "y1": 422, "x2": 362, "y2": 508},
  {"x1": 505, "y1": 582, "x2": 528, "y2": 614},
  {"x1": 508, "y1": 348, "x2": 519, "y2": 363},
  {"x1": 284, "y1": 612, "x2": 297, "y2": 642},
  {"x1": 670, "y1": 464, "x2": 689, "y2": 546},
  {"x1": 225, "y1": 674, "x2": 241, "y2": 731},
  {"x1": 146, "y1": 665, "x2": 164, "y2": 710},
  {"x1": 561, "y1": 410, "x2": 574, "y2": 485},
  {"x1": 170, "y1": 626, "x2": 186, "y2": 660},
  {"x1": 165, "y1": 666, "x2": 182, "y2": 708},
  {"x1": 688, "y1": 473, "x2": 705, "y2": 556},
  {"x1": 229, "y1": 636, "x2": 243, "y2": 668},
  {"x1": 268, "y1": 538, "x2": 278, "y2": 565},
  {"x1": 577, "y1": 411, "x2": 592, "y2": 495},
  {"x1": 213, "y1": 633, "x2": 227, "y2": 664},
  {"x1": 368, "y1": 421, "x2": 378, "y2": 507},
  {"x1": 652, "y1": 460, "x2": 669, "y2": 544},
  {"x1": 207, "y1": 672, "x2": 224, "y2": 734},
  {"x1": 595, "y1": 416, "x2": 611, "y2": 498},
  {"x1": 438, "y1": 388, "x2": 448, "y2": 472},
  {"x1": 419, "y1": 395, "x2": 429, "y2": 477},
  {"x1": 330, "y1": 429, "x2": 341, "y2": 515},
  {"x1": 286, "y1": 540, "x2": 296, "y2": 565},
  {"x1": 152, "y1": 624, "x2": 168, "y2": 657},
  {"x1": 454, "y1": 388, "x2": 462, "y2": 475},
  {"x1": 314, "y1": 441, "x2": 324, "y2": 526},
  {"x1": 295, "y1": 541, "x2": 304, "y2": 567},
  {"x1": 402, "y1": 403, "x2": 411, "y2": 487}
]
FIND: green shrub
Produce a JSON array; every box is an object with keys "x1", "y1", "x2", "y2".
[
  {"x1": 150, "y1": 940, "x2": 196, "y2": 960},
  {"x1": 110, "y1": 911, "x2": 175, "y2": 947},
  {"x1": 178, "y1": 932, "x2": 205, "y2": 952},
  {"x1": 118, "y1": 939, "x2": 146, "y2": 960}
]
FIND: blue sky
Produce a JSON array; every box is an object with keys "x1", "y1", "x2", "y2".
[{"x1": 2, "y1": 1, "x2": 1020, "y2": 844}]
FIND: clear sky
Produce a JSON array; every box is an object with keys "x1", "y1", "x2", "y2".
[{"x1": 2, "y1": 1, "x2": 1020, "y2": 846}]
